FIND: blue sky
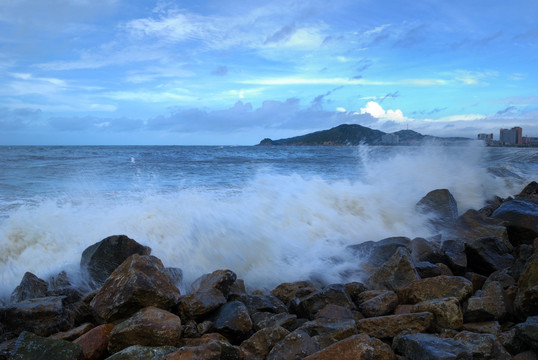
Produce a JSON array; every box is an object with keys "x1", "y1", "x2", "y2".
[{"x1": 1, "y1": 0, "x2": 537, "y2": 145}]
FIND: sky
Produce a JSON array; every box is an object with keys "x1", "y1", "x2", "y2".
[{"x1": 0, "y1": 0, "x2": 537, "y2": 145}]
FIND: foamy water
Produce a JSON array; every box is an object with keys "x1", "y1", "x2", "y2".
[{"x1": 0, "y1": 143, "x2": 533, "y2": 298}]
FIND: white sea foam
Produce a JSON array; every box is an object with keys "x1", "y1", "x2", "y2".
[{"x1": 0, "y1": 144, "x2": 526, "y2": 298}]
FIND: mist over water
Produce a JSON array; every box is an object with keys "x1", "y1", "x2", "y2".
[{"x1": 0, "y1": 143, "x2": 533, "y2": 298}]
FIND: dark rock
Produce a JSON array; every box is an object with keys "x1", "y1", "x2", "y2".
[
  {"x1": 73, "y1": 323, "x2": 115, "y2": 360},
  {"x1": 516, "y1": 315, "x2": 538, "y2": 351},
  {"x1": 190, "y1": 269, "x2": 237, "y2": 298},
  {"x1": 358, "y1": 290, "x2": 398, "y2": 318},
  {"x1": 80, "y1": 235, "x2": 151, "y2": 288},
  {"x1": 296, "y1": 284, "x2": 355, "y2": 320},
  {"x1": 356, "y1": 312, "x2": 433, "y2": 338},
  {"x1": 304, "y1": 333, "x2": 396, "y2": 360},
  {"x1": 348, "y1": 236, "x2": 411, "y2": 267},
  {"x1": 228, "y1": 279, "x2": 247, "y2": 299},
  {"x1": 0, "y1": 296, "x2": 73, "y2": 336},
  {"x1": 46, "y1": 271, "x2": 82, "y2": 304},
  {"x1": 367, "y1": 247, "x2": 420, "y2": 291},
  {"x1": 397, "y1": 275, "x2": 473, "y2": 304},
  {"x1": 240, "y1": 326, "x2": 289, "y2": 359},
  {"x1": 212, "y1": 301, "x2": 252, "y2": 344},
  {"x1": 50, "y1": 322, "x2": 94, "y2": 341},
  {"x1": 162, "y1": 341, "x2": 220, "y2": 360},
  {"x1": 10, "y1": 272, "x2": 48, "y2": 303},
  {"x1": 441, "y1": 239, "x2": 467, "y2": 275},
  {"x1": 393, "y1": 333, "x2": 472, "y2": 359},
  {"x1": 511, "y1": 244, "x2": 535, "y2": 280},
  {"x1": 266, "y1": 328, "x2": 319, "y2": 360},
  {"x1": 499, "y1": 327, "x2": 526, "y2": 354},
  {"x1": 452, "y1": 209, "x2": 510, "y2": 247},
  {"x1": 416, "y1": 189, "x2": 458, "y2": 231},
  {"x1": 270, "y1": 281, "x2": 319, "y2": 307},
  {"x1": 465, "y1": 237, "x2": 514, "y2": 276},
  {"x1": 415, "y1": 261, "x2": 443, "y2": 278},
  {"x1": 11, "y1": 331, "x2": 82, "y2": 360},
  {"x1": 410, "y1": 237, "x2": 445, "y2": 264},
  {"x1": 177, "y1": 288, "x2": 227, "y2": 320},
  {"x1": 462, "y1": 321, "x2": 501, "y2": 335},
  {"x1": 479, "y1": 196, "x2": 504, "y2": 217},
  {"x1": 464, "y1": 272, "x2": 487, "y2": 293},
  {"x1": 253, "y1": 312, "x2": 298, "y2": 332},
  {"x1": 411, "y1": 297, "x2": 463, "y2": 331},
  {"x1": 464, "y1": 281, "x2": 507, "y2": 322},
  {"x1": 106, "y1": 345, "x2": 177, "y2": 360},
  {"x1": 493, "y1": 200, "x2": 538, "y2": 246},
  {"x1": 299, "y1": 318, "x2": 357, "y2": 347},
  {"x1": 107, "y1": 307, "x2": 182, "y2": 354},
  {"x1": 516, "y1": 252, "x2": 538, "y2": 317},
  {"x1": 237, "y1": 294, "x2": 287, "y2": 315},
  {"x1": 165, "y1": 268, "x2": 183, "y2": 288},
  {"x1": 454, "y1": 330, "x2": 511, "y2": 359},
  {"x1": 343, "y1": 281, "x2": 367, "y2": 304},
  {"x1": 315, "y1": 304, "x2": 354, "y2": 321}
]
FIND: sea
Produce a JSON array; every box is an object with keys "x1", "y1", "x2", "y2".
[{"x1": 0, "y1": 143, "x2": 536, "y2": 298}]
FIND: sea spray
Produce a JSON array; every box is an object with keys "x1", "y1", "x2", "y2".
[{"x1": 0, "y1": 144, "x2": 531, "y2": 299}]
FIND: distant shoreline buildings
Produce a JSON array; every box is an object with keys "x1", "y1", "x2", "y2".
[{"x1": 478, "y1": 126, "x2": 538, "y2": 146}]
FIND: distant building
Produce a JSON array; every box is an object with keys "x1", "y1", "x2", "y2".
[
  {"x1": 381, "y1": 133, "x2": 399, "y2": 144},
  {"x1": 499, "y1": 127, "x2": 522, "y2": 145},
  {"x1": 477, "y1": 133, "x2": 493, "y2": 144}
]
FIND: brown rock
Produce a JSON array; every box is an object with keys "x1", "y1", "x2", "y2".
[
  {"x1": 270, "y1": 281, "x2": 319, "y2": 306},
  {"x1": 297, "y1": 284, "x2": 355, "y2": 320},
  {"x1": 344, "y1": 282, "x2": 368, "y2": 305},
  {"x1": 50, "y1": 322, "x2": 94, "y2": 341},
  {"x1": 464, "y1": 272, "x2": 487, "y2": 293},
  {"x1": 190, "y1": 269, "x2": 237, "y2": 298},
  {"x1": 396, "y1": 275, "x2": 473, "y2": 304},
  {"x1": 253, "y1": 312, "x2": 298, "y2": 332},
  {"x1": 107, "y1": 306, "x2": 182, "y2": 354},
  {"x1": 454, "y1": 330, "x2": 511, "y2": 360},
  {"x1": 410, "y1": 237, "x2": 445, "y2": 263},
  {"x1": 462, "y1": 321, "x2": 501, "y2": 335},
  {"x1": 90, "y1": 254, "x2": 181, "y2": 322},
  {"x1": 359, "y1": 290, "x2": 398, "y2": 318},
  {"x1": 177, "y1": 288, "x2": 227, "y2": 320},
  {"x1": 356, "y1": 312, "x2": 433, "y2": 338},
  {"x1": 266, "y1": 329, "x2": 319, "y2": 360},
  {"x1": 304, "y1": 333, "x2": 396, "y2": 360},
  {"x1": 411, "y1": 297, "x2": 462, "y2": 331},
  {"x1": 315, "y1": 304, "x2": 354, "y2": 321},
  {"x1": 10, "y1": 272, "x2": 48, "y2": 303},
  {"x1": 240, "y1": 326, "x2": 290, "y2": 359},
  {"x1": 367, "y1": 247, "x2": 420, "y2": 291},
  {"x1": 516, "y1": 252, "x2": 538, "y2": 317},
  {"x1": 73, "y1": 323, "x2": 115, "y2": 360},
  {"x1": 237, "y1": 294, "x2": 287, "y2": 315},
  {"x1": 453, "y1": 209, "x2": 510, "y2": 248},
  {"x1": 464, "y1": 281, "x2": 506, "y2": 322}
]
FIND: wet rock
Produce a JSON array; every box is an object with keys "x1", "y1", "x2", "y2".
[
  {"x1": 46, "y1": 271, "x2": 83, "y2": 304},
  {"x1": 441, "y1": 239, "x2": 467, "y2": 275},
  {"x1": 367, "y1": 247, "x2": 420, "y2": 291},
  {"x1": 411, "y1": 297, "x2": 463, "y2": 331},
  {"x1": 416, "y1": 189, "x2": 458, "y2": 231},
  {"x1": 253, "y1": 312, "x2": 298, "y2": 332},
  {"x1": 80, "y1": 235, "x2": 151, "y2": 288},
  {"x1": 356, "y1": 312, "x2": 433, "y2": 338},
  {"x1": 415, "y1": 261, "x2": 443, "y2": 278},
  {"x1": 108, "y1": 307, "x2": 182, "y2": 354},
  {"x1": 453, "y1": 209, "x2": 510, "y2": 247},
  {"x1": 454, "y1": 330, "x2": 511, "y2": 359},
  {"x1": 304, "y1": 333, "x2": 396, "y2": 360},
  {"x1": 240, "y1": 326, "x2": 289, "y2": 359},
  {"x1": 11, "y1": 331, "x2": 82, "y2": 360},
  {"x1": 106, "y1": 345, "x2": 177, "y2": 360},
  {"x1": 315, "y1": 304, "x2": 354, "y2": 320},
  {"x1": 358, "y1": 290, "x2": 398, "y2": 318},
  {"x1": 516, "y1": 315, "x2": 538, "y2": 351},
  {"x1": 90, "y1": 254, "x2": 181, "y2": 322},
  {"x1": 344, "y1": 281, "x2": 368, "y2": 304},
  {"x1": 511, "y1": 244, "x2": 535, "y2": 280},
  {"x1": 299, "y1": 318, "x2": 356, "y2": 347},
  {"x1": 499, "y1": 327, "x2": 526, "y2": 354},
  {"x1": 348, "y1": 236, "x2": 411, "y2": 267},
  {"x1": 50, "y1": 322, "x2": 94, "y2": 341},
  {"x1": 296, "y1": 284, "x2": 355, "y2": 320},
  {"x1": 270, "y1": 281, "x2": 319, "y2": 307},
  {"x1": 410, "y1": 237, "x2": 445, "y2": 263},
  {"x1": 464, "y1": 281, "x2": 507, "y2": 322},
  {"x1": 478, "y1": 196, "x2": 504, "y2": 217},
  {"x1": 190, "y1": 269, "x2": 237, "y2": 298},
  {"x1": 212, "y1": 301, "x2": 252, "y2": 344},
  {"x1": 266, "y1": 328, "x2": 319, "y2": 360},
  {"x1": 492, "y1": 200, "x2": 538, "y2": 246},
  {"x1": 177, "y1": 288, "x2": 227, "y2": 320},
  {"x1": 464, "y1": 272, "x2": 487, "y2": 293},
  {"x1": 516, "y1": 252, "x2": 538, "y2": 317},
  {"x1": 237, "y1": 294, "x2": 287, "y2": 315},
  {"x1": 462, "y1": 321, "x2": 501, "y2": 335},
  {"x1": 0, "y1": 296, "x2": 73, "y2": 336},
  {"x1": 396, "y1": 275, "x2": 473, "y2": 304},
  {"x1": 393, "y1": 332, "x2": 472, "y2": 360},
  {"x1": 465, "y1": 236, "x2": 514, "y2": 276},
  {"x1": 10, "y1": 272, "x2": 48, "y2": 303},
  {"x1": 73, "y1": 323, "x2": 115, "y2": 360}
]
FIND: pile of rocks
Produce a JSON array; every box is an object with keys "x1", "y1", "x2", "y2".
[{"x1": 0, "y1": 182, "x2": 537, "y2": 359}]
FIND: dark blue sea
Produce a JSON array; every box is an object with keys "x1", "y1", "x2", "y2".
[{"x1": 0, "y1": 144, "x2": 536, "y2": 297}]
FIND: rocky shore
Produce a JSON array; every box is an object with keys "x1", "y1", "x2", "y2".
[{"x1": 1, "y1": 182, "x2": 537, "y2": 359}]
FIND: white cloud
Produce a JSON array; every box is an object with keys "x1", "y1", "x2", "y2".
[{"x1": 360, "y1": 101, "x2": 407, "y2": 122}]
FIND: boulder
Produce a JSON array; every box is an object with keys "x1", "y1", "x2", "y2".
[
  {"x1": 51, "y1": 322, "x2": 94, "y2": 341},
  {"x1": 347, "y1": 237, "x2": 411, "y2": 267},
  {"x1": 212, "y1": 301, "x2": 252, "y2": 344},
  {"x1": 270, "y1": 281, "x2": 319, "y2": 307},
  {"x1": 0, "y1": 296, "x2": 73, "y2": 336},
  {"x1": 462, "y1": 321, "x2": 501, "y2": 335},
  {"x1": 454, "y1": 330, "x2": 511, "y2": 359},
  {"x1": 190, "y1": 269, "x2": 237, "y2": 298},
  {"x1": 463, "y1": 281, "x2": 507, "y2": 322},
  {"x1": 516, "y1": 315, "x2": 538, "y2": 351},
  {"x1": 237, "y1": 294, "x2": 287, "y2": 315},
  {"x1": 416, "y1": 189, "x2": 458, "y2": 231},
  {"x1": 465, "y1": 237, "x2": 514, "y2": 276},
  {"x1": 303, "y1": 333, "x2": 396, "y2": 360},
  {"x1": 80, "y1": 235, "x2": 151, "y2": 288},
  {"x1": 296, "y1": 284, "x2": 355, "y2": 320},
  {"x1": 10, "y1": 331, "x2": 82, "y2": 360},
  {"x1": 240, "y1": 326, "x2": 290, "y2": 359},
  {"x1": 107, "y1": 307, "x2": 182, "y2": 354},
  {"x1": 452, "y1": 209, "x2": 510, "y2": 247},
  {"x1": 266, "y1": 329, "x2": 319, "y2": 360},
  {"x1": 73, "y1": 323, "x2": 115, "y2": 360},
  {"x1": 397, "y1": 275, "x2": 473, "y2": 304},
  {"x1": 10, "y1": 272, "x2": 48, "y2": 303},
  {"x1": 90, "y1": 254, "x2": 181, "y2": 322},
  {"x1": 410, "y1": 237, "x2": 445, "y2": 263},
  {"x1": 315, "y1": 304, "x2": 354, "y2": 321},
  {"x1": 516, "y1": 252, "x2": 538, "y2": 317},
  {"x1": 367, "y1": 247, "x2": 420, "y2": 291},
  {"x1": 393, "y1": 333, "x2": 472, "y2": 360},
  {"x1": 492, "y1": 200, "x2": 538, "y2": 246},
  {"x1": 356, "y1": 312, "x2": 433, "y2": 338},
  {"x1": 411, "y1": 297, "x2": 463, "y2": 331},
  {"x1": 415, "y1": 261, "x2": 443, "y2": 278},
  {"x1": 464, "y1": 272, "x2": 487, "y2": 293},
  {"x1": 441, "y1": 239, "x2": 467, "y2": 275},
  {"x1": 46, "y1": 271, "x2": 83, "y2": 304},
  {"x1": 343, "y1": 281, "x2": 368, "y2": 305},
  {"x1": 358, "y1": 290, "x2": 398, "y2": 317},
  {"x1": 106, "y1": 345, "x2": 177, "y2": 360},
  {"x1": 299, "y1": 318, "x2": 356, "y2": 346},
  {"x1": 177, "y1": 288, "x2": 227, "y2": 320},
  {"x1": 252, "y1": 312, "x2": 298, "y2": 332}
]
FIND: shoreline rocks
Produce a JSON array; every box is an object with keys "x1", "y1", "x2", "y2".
[{"x1": 1, "y1": 181, "x2": 537, "y2": 359}]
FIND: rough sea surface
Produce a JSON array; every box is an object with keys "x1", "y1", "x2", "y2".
[{"x1": 0, "y1": 143, "x2": 536, "y2": 298}]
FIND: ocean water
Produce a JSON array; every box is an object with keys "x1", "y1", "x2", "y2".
[{"x1": 0, "y1": 143, "x2": 536, "y2": 298}]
